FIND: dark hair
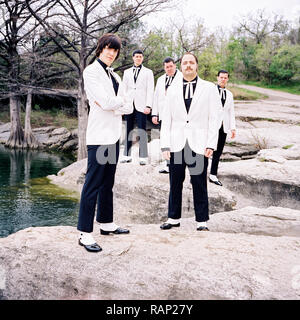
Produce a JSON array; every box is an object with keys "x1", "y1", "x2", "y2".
[
  {"x1": 218, "y1": 70, "x2": 229, "y2": 77},
  {"x1": 163, "y1": 57, "x2": 175, "y2": 65},
  {"x1": 180, "y1": 52, "x2": 199, "y2": 65},
  {"x1": 132, "y1": 49, "x2": 144, "y2": 57},
  {"x1": 95, "y1": 33, "x2": 122, "y2": 60}
]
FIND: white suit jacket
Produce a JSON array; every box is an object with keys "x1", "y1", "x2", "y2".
[
  {"x1": 217, "y1": 86, "x2": 236, "y2": 134},
  {"x1": 152, "y1": 70, "x2": 182, "y2": 120},
  {"x1": 160, "y1": 74, "x2": 222, "y2": 154},
  {"x1": 123, "y1": 65, "x2": 154, "y2": 112},
  {"x1": 83, "y1": 60, "x2": 133, "y2": 145}
]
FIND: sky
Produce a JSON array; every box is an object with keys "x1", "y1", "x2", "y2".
[{"x1": 142, "y1": 0, "x2": 300, "y2": 31}]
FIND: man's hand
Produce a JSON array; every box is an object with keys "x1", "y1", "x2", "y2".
[
  {"x1": 205, "y1": 148, "x2": 213, "y2": 158},
  {"x1": 231, "y1": 129, "x2": 236, "y2": 139},
  {"x1": 152, "y1": 116, "x2": 159, "y2": 125},
  {"x1": 144, "y1": 107, "x2": 151, "y2": 115},
  {"x1": 162, "y1": 150, "x2": 171, "y2": 161}
]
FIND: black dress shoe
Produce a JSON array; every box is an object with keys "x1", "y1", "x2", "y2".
[
  {"x1": 159, "y1": 168, "x2": 169, "y2": 174},
  {"x1": 78, "y1": 239, "x2": 102, "y2": 252},
  {"x1": 209, "y1": 178, "x2": 223, "y2": 186},
  {"x1": 197, "y1": 226, "x2": 209, "y2": 231},
  {"x1": 160, "y1": 223, "x2": 180, "y2": 230},
  {"x1": 100, "y1": 227, "x2": 130, "y2": 235},
  {"x1": 120, "y1": 159, "x2": 132, "y2": 163}
]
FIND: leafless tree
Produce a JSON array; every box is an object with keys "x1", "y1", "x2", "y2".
[
  {"x1": 236, "y1": 9, "x2": 289, "y2": 44},
  {"x1": 26, "y1": 0, "x2": 172, "y2": 160},
  {"x1": 170, "y1": 17, "x2": 215, "y2": 58},
  {"x1": 20, "y1": 26, "x2": 76, "y2": 149},
  {"x1": 0, "y1": 0, "x2": 58, "y2": 148}
]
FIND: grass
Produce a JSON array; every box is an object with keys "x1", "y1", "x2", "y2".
[
  {"x1": 228, "y1": 85, "x2": 268, "y2": 100},
  {"x1": 282, "y1": 144, "x2": 294, "y2": 150},
  {"x1": 0, "y1": 109, "x2": 78, "y2": 131},
  {"x1": 250, "y1": 130, "x2": 269, "y2": 150},
  {"x1": 241, "y1": 80, "x2": 300, "y2": 96}
]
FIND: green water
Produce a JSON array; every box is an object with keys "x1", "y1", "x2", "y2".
[{"x1": 0, "y1": 145, "x2": 79, "y2": 237}]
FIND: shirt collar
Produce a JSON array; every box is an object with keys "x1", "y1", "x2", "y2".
[
  {"x1": 183, "y1": 75, "x2": 198, "y2": 83},
  {"x1": 97, "y1": 58, "x2": 108, "y2": 71},
  {"x1": 167, "y1": 69, "x2": 177, "y2": 78}
]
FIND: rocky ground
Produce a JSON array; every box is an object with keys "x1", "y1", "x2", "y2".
[
  {"x1": 0, "y1": 207, "x2": 300, "y2": 300},
  {"x1": 1, "y1": 86, "x2": 300, "y2": 300},
  {"x1": 0, "y1": 124, "x2": 78, "y2": 153}
]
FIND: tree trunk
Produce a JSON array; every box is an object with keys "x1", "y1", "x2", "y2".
[
  {"x1": 9, "y1": 148, "x2": 23, "y2": 186},
  {"x1": 23, "y1": 89, "x2": 40, "y2": 149},
  {"x1": 6, "y1": 94, "x2": 24, "y2": 149},
  {"x1": 77, "y1": 76, "x2": 88, "y2": 160}
]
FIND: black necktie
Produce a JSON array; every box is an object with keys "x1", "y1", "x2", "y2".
[
  {"x1": 106, "y1": 67, "x2": 114, "y2": 80},
  {"x1": 219, "y1": 88, "x2": 226, "y2": 106},
  {"x1": 133, "y1": 66, "x2": 140, "y2": 82},
  {"x1": 184, "y1": 80, "x2": 197, "y2": 99}
]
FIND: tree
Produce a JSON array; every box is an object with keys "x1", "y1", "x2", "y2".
[
  {"x1": 0, "y1": 0, "x2": 44, "y2": 148},
  {"x1": 254, "y1": 41, "x2": 274, "y2": 83},
  {"x1": 172, "y1": 18, "x2": 214, "y2": 58},
  {"x1": 140, "y1": 29, "x2": 175, "y2": 78},
  {"x1": 26, "y1": 0, "x2": 171, "y2": 160},
  {"x1": 197, "y1": 47, "x2": 221, "y2": 81},
  {"x1": 20, "y1": 26, "x2": 76, "y2": 148},
  {"x1": 269, "y1": 44, "x2": 300, "y2": 83},
  {"x1": 236, "y1": 9, "x2": 289, "y2": 45},
  {"x1": 288, "y1": 17, "x2": 300, "y2": 45},
  {"x1": 223, "y1": 38, "x2": 244, "y2": 80}
]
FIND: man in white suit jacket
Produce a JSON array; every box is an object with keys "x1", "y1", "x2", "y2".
[
  {"x1": 152, "y1": 57, "x2": 182, "y2": 173},
  {"x1": 77, "y1": 34, "x2": 133, "y2": 253},
  {"x1": 152, "y1": 57, "x2": 181, "y2": 124},
  {"x1": 121, "y1": 50, "x2": 154, "y2": 165},
  {"x1": 160, "y1": 52, "x2": 222, "y2": 231},
  {"x1": 209, "y1": 70, "x2": 236, "y2": 186}
]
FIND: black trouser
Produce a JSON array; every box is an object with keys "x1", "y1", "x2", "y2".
[
  {"x1": 77, "y1": 142, "x2": 119, "y2": 233},
  {"x1": 210, "y1": 124, "x2": 227, "y2": 176},
  {"x1": 168, "y1": 143, "x2": 209, "y2": 222},
  {"x1": 123, "y1": 107, "x2": 148, "y2": 158}
]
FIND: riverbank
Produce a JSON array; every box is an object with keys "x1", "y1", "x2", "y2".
[
  {"x1": 1, "y1": 85, "x2": 300, "y2": 300},
  {"x1": 0, "y1": 145, "x2": 79, "y2": 238}
]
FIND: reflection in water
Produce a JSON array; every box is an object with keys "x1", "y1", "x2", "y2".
[{"x1": 0, "y1": 145, "x2": 79, "y2": 238}]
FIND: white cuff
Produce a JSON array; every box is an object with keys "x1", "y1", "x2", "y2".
[
  {"x1": 166, "y1": 218, "x2": 181, "y2": 225},
  {"x1": 100, "y1": 222, "x2": 119, "y2": 232}
]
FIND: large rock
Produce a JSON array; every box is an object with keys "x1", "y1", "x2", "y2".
[
  {"x1": 211, "y1": 206, "x2": 300, "y2": 237},
  {"x1": 0, "y1": 206, "x2": 300, "y2": 300},
  {"x1": 48, "y1": 146, "x2": 237, "y2": 224},
  {"x1": 257, "y1": 145, "x2": 300, "y2": 163},
  {"x1": 218, "y1": 157, "x2": 300, "y2": 210},
  {"x1": 0, "y1": 123, "x2": 78, "y2": 153}
]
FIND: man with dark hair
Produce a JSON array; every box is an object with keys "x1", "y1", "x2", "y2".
[
  {"x1": 160, "y1": 52, "x2": 221, "y2": 232},
  {"x1": 209, "y1": 70, "x2": 236, "y2": 186},
  {"x1": 121, "y1": 49, "x2": 154, "y2": 165},
  {"x1": 152, "y1": 57, "x2": 181, "y2": 173},
  {"x1": 95, "y1": 33, "x2": 122, "y2": 59},
  {"x1": 77, "y1": 33, "x2": 133, "y2": 253}
]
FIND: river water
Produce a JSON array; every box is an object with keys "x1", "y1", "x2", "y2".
[{"x1": 0, "y1": 145, "x2": 79, "y2": 237}]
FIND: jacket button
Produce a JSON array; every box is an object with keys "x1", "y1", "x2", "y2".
[{"x1": 187, "y1": 121, "x2": 189, "y2": 123}]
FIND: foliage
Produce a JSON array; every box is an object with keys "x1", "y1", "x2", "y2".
[
  {"x1": 269, "y1": 45, "x2": 300, "y2": 83},
  {"x1": 197, "y1": 47, "x2": 221, "y2": 81}
]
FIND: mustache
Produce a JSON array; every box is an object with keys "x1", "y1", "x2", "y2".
[{"x1": 185, "y1": 67, "x2": 193, "y2": 70}]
